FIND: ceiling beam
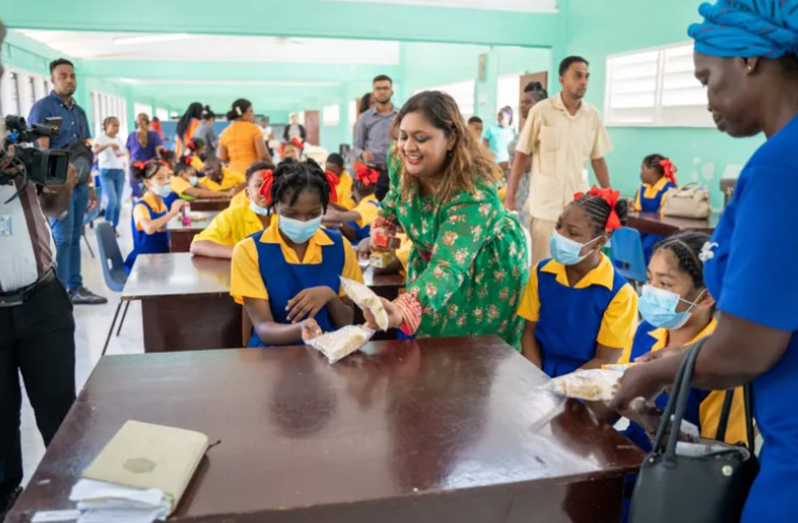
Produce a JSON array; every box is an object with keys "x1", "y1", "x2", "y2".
[{"x1": 0, "y1": 0, "x2": 559, "y2": 48}]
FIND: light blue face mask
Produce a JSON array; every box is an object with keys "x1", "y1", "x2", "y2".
[
  {"x1": 189, "y1": 176, "x2": 198, "y2": 187},
  {"x1": 150, "y1": 183, "x2": 172, "y2": 198},
  {"x1": 279, "y1": 215, "x2": 322, "y2": 244},
  {"x1": 549, "y1": 230, "x2": 603, "y2": 266},
  {"x1": 249, "y1": 201, "x2": 270, "y2": 217},
  {"x1": 638, "y1": 284, "x2": 706, "y2": 330}
]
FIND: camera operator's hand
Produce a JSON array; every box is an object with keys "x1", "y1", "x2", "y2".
[
  {"x1": 87, "y1": 185, "x2": 99, "y2": 212},
  {"x1": 169, "y1": 199, "x2": 187, "y2": 217}
]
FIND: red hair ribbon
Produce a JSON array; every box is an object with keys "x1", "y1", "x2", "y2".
[
  {"x1": 325, "y1": 170, "x2": 340, "y2": 203},
  {"x1": 259, "y1": 169, "x2": 275, "y2": 206},
  {"x1": 186, "y1": 140, "x2": 196, "y2": 151},
  {"x1": 181, "y1": 156, "x2": 193, "y2": 166},
  {"x1": 292, "y1": 137, "x2": 304, "y2": 150},
  {"x1": 353, "y1": 162, "x2": 379, "y2": 187},
  {"x1": 659, "y1": 158, "x2": 678, "y2": 186},
  {"x1": 132, "y1": 161, "x2": 147, "y2": 170},
  {"x1": 574, "y1": 186, "x2": 622, "y2": 232}
]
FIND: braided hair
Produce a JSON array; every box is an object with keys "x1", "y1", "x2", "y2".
[
  {"x1": 653, "y1": 232, "x2": 711, "y2": 289},
  {"x1": 643, "y1": 154, "x2": 668, "y2": 177},
  {"x1": 131, "y1": 160, "x2": 167, "y2": 182},
  {"x1": 571, "y1": 194, "x2": 629, "y2": 236},
  {"x1": 268, "y1": 158, "x2": 332, "y2": 213}
]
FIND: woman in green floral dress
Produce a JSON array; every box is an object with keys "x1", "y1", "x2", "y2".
[{"x1": 367, "y1": 91, "x2": 528, "y2": 348}]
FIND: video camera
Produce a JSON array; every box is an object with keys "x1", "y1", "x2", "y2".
[{"x1": 0, "y1": 115, "x2": 69, "y2": 186}]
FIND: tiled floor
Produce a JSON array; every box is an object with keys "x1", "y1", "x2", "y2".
[{"x1": 19, "y1": 197, "x2": 146, "y2": 486}]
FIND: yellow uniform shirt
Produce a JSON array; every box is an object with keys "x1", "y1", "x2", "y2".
[
  {"x1": 132, "y1": 192, "x2": 167, "y2": 231},
  {"x1": 352, "y1": 194, "x2": 380, "y2": 227},
  {"x1": 170, "y1": 176, "x2": 193, "y2": 196},
  {"x1": 634, "y1": 176, "x2": 671, "y2": 212},
  {"x1": 336, "y1": 172, "x2": 356, "y2": 210},
  {"x1": 516, "y1": 93, "x2": 613, "y2": 221},
  {"x1": 229, "y1": 190, "x2": 250, "y2": 209},
  {"x1": 201, "y1": 167, "x2": 245, "y2": 192},
  {"x1": 518, "y1": 254, "x2": 638, "y2": 349},
  {"x1": 190, "y1": 156, "x2": 204, "y2": 172},
  {"x1": 192, "y1": 204, "x2": 274, "y2": 248},
  {"x1": 395, "y1": 233, "x2": 412, "y2": 276},
  {"x1": 230, "y1": 222, "x2": 363, "y2": 304},
  {"x1": 629, "y1": 319, "x2": 749, "y2": 446}
]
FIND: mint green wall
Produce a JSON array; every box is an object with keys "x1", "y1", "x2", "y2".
[{"x1": 562, "y1": 0, "x2": 764, "y2": 208}]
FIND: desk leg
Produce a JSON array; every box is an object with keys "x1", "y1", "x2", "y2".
[{"x1": 141, "y1": 295, "x2": 243, "y2": 352}]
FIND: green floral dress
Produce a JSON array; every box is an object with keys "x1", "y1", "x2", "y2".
[{"x1": 381, "y1": 168, "x2": 529, "y2": 348}]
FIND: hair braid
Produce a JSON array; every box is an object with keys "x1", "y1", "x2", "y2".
[
  {"x1": 572, "y1": 194, "x2": 629, "y2": 236},
  {"x1": 653, "y1": 232, "x2": 711, "y2": 289}
]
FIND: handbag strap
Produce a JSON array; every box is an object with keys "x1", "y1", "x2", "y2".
[
  {"x1": 650, "y1": 341, "x2": 693, "y2": 453},
  {"x1": 715, "y1": 389, "x2": 736, "y2": 442},
  {"x1": 744, "y1": 384, "x2": 755, "y2": 453}
]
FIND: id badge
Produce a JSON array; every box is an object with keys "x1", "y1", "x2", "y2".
[{"x1": 0, "y1": 215, "x2": 11, "y2": 237}]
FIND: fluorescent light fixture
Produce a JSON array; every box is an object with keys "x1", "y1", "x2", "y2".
[{"x1": 114, "y1": 33, "x2": 190, "y2": 46}]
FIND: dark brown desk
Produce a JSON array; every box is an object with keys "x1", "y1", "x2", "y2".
[
  {"x1": 627, "y1": 211, "x2": 721, "y2": 237},
  {"x1": 122, "y1": 253, "x2": 242, "y2": 352},
  {"x1": 166, "y1": 211, "x2": 218, "y2": 253},
  {"x1": 189, "y1": 198, "x2": 230, "y2": 212},
  {"x1": 8, "y1": 337, "x2": 643, "y2": 523}
]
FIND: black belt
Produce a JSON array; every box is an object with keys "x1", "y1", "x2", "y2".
[{"x1": 0, "y1": 268, "x2": 57, "y2": 307}]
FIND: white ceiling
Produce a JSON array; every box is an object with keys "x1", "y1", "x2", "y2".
[
  {"x1": 325, "y1": 0, "x2": 558, "y2": 13},
  {"x1": 14, "y1": 30, "x2": 401, "y2": 64}
]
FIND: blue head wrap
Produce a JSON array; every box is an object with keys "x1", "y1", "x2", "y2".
[{"x1": 688, "y1": 0, "x2": 798, "y2": 60}]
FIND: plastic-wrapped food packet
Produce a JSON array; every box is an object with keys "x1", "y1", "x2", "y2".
[
  {"x1": 340, "y1": 277, "x2": 390, "y2": 331},
  {"x1": 543, "y1": 369, "x2": 623, "y2": 401},
  {"x1": 305, "y1": 325, "x2": 375, "y2": 364}
]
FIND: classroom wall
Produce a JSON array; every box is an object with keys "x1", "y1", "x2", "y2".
[{"x1": 561, "y1": 0, "x2": 765, "y2": 208}]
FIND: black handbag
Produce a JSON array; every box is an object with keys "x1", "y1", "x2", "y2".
[{"x1": 629, "y1": 341, "x2": 759, "y2": 523}]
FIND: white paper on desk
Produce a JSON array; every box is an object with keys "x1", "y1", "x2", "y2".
[{"x1": 69, "y1": 479, "x2": 170, "y2": 523}]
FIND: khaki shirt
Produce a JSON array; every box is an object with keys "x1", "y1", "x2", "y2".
[{"x1": 516, "y1": 93, "x2": 613, "y2": 221}]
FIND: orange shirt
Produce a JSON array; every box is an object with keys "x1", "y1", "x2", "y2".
[
  {"x1": 219, "y1": 121, "x2": 263, "y2": 175},
  {"x1": 175, "y1": 118, "x2": 200, "y2": 156}
]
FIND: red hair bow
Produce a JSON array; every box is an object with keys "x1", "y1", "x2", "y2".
[
  {"x1": 325, "y1": 170, "x2": 340, "y2": 203},
  {"x1": 292, "y1": 137, "x2": 304, "y2": 150},
  {"x1": 259, "y1": 169, "x2": 275, "y2": 206},
  {"x1": 181, "y1": 156, "x2": 193, "y2": 166},
  {"x1": 353, "y1": 162, "x2": 379, "y2": 187},
  {"x1": 186, "y1": 140, "x2": 196, "y2": 151},
  {"x1": 574, "y1": 186, "x2": 622, "y2": 232},
  {"x1": 659, "y1": 158, "x2": 678, "y2": 186},
  {"x1": 132, "y1": 161, "x2": 147, "y2": 170}
]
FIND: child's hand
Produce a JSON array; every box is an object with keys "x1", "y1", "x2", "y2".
[
  {"x1": 301, "y1": 318, "x2": 323, "y2": 343},
  {"x1": 169, "y1": 199, "x2": 186, "y2": 215},
  {"x1": 286, "y1": 286, "x2": 337, "y2": 323},
  {"x1": 355, "y1": 238, "x2": 371, "y2": 260},
  {"x1": 364, "y1": 297, "x2": 403, "y2": 330}
]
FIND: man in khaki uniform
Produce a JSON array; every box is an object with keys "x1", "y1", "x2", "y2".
[{"x1": 505, "y1": 56, "x2": 613, "y2": 264}]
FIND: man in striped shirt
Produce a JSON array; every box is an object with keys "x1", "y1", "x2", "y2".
[{"x1": 0, "y1": 21, "x2": 78, "y2": 517}]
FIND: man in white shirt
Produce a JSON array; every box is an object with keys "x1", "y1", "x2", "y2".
[{"x1": 505, "y1": 56, "x2": 613, "y2": 264}]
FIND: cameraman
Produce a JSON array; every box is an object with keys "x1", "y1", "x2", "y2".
[
  {"x1": 0, "y1": 23, "x2": 79, "y2": 517},
  {"x1": 28, "y1": 58, "x2": 106, "y2": 305}
]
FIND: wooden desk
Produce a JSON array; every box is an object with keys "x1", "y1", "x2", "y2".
[
  {"x1": 190, "y1": 198, "x2": 230, "y2": 212},
  {"x1": 166, "y1": 211, "x2": 218, "y2": 253},
  {"x1": 8, "y1": 337, "x2": 643, "y2": 523},
  {"x1": 627, "y1": 211, "x2": 721, "y2": 237},
  {"x1": 122, "y1": 253, "x2": 241, "y2": 352}
]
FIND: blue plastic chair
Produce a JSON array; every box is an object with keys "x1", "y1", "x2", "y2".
[
  {"x1": 609, "y1": 226, "x2": 648, "y2": 285},
  {"x1": 95, "y1": 222, "x2": 129, "y2": 356}
]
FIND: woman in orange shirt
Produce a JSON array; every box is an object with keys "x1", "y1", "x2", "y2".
[
  {"x1": 175, "y1": 102, "x2": 203, "y2": 156},
  {"x1": 218, "y1": 98, "x2": 271, "y2": 175}
]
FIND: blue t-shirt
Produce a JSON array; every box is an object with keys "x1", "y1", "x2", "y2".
[
  {"x1": 483, "y1": 125, "x2": 516, "y2": 163},
  {"x1": 28, "y1": 91, "x2": 91, "y2": 150},
  {"x1": 126, "y1": 131, "x2": 164, "y2": 163},
  {"x1": 703, "y1": 111, "x2": 798, "y2": 522}
]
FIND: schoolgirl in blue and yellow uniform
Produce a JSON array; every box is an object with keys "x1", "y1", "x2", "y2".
[
  {"x1": 324, "y1": 162, "x2": 381, "y2": 243},
  {"x1": 517, "y1": 187, "x2": 638, "y2": 377},
  {"x1": 230, "y1": 159, "x2": 364, "y2": 347},
  {"x1": 634, "y1": 154, "x2": 678, "y2": 263},
  {"x1": 622, "y1": 232, "x2": 748, "y2": 452},
  {"x1": 123, "y1": 159, "x2": 186, "y2": 272}
]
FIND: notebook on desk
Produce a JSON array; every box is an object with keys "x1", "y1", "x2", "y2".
[{"x1": 81, "y1": 420, "x2": 209, "y2": 512}]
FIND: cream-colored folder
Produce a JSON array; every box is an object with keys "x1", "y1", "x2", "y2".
[{"x1": 82, "y1": 420, "x2": 209, "y2": 512}]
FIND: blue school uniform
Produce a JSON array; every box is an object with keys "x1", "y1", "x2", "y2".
[
  {"x1": 702, "y1": 112, "x2": 798, "y2": 522},
  {"x1": 348, "y1": 199, "x2": 380, "y2": 242},
  {"x1": 123, "y1": 193, "x2": 169, "y2": 273},
  {"x1": 518, "y1": 254, "x2": 638, "y2": 377},
  {"x1": 635, "y1": 177, "x2": 676, "y2": 262}
]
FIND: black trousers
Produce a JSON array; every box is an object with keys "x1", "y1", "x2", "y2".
[
  {"x1": 375, "y1": 165, "x2": 390, "y2": 201},
  {"x1": 0, "y1": 278, "x2": 76, "y2": 500}
]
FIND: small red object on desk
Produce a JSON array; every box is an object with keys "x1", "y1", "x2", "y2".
[{"x1": 373, "y1": 232, "x2": 400, "y2": 249}]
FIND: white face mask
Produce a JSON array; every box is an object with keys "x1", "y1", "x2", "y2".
[{"x1": 249, "y1": 201, "x2": 270, "y2": 217}]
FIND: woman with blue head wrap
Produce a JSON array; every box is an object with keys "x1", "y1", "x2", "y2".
[{"x1": 612, "y1": 1, "x2": 798, "y2": 521}]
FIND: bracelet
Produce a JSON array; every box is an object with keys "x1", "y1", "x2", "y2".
[{"x1": 393, "y1": 292, "x2": 422, "y2": 336}]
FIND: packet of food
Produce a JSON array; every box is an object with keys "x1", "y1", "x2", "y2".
[
  {"x1": 340, "y1": 277, "x2": 390, "y2": 331},
  {"x1": 369, "y1": 251, "x2": 394, "y2": 269},
  {"x1": 305, "y1": 325, "x2": 375, "y2": 364},
  {"x1": 543, "y1": 369, "x2": 623, "y2": 401}
]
